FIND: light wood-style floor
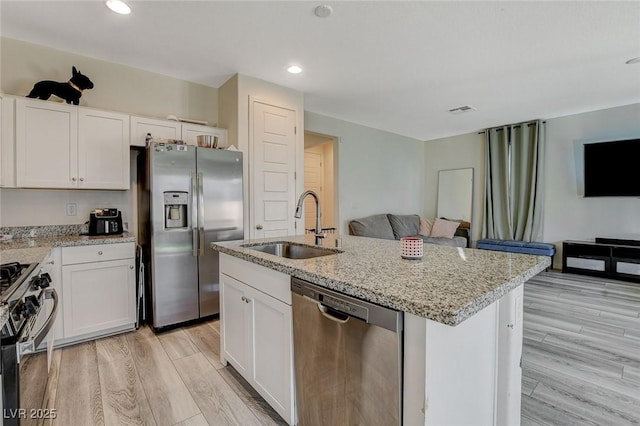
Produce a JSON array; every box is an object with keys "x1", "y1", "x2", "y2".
[
  {"x1": 522, "y1": 271, "x2": 640, "y2": 425},
  {"x1": 43, "y1": 270, "x2": 640, "y2": 425},
  {"x1": 46, "y1": 320, "x2": 287, "y2": 426}
]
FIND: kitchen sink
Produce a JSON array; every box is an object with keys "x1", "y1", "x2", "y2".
[{"x1": 243, "y1": 242, "x2": 341, "y2": 259}]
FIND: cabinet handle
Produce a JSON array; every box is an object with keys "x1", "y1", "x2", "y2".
[
  {"x1": 98, "y1": 251, "x2": 103, "y2": 255},
  {"x1": 241, "y1": 296, "x2": 246, "y2": 302},
  {"x1": 71, "y1": 177, "x2": 77, "y2": 182},
  {"x1": 245, "y1": 297, "x2": 250, "y2": 304},
  {"x1": 79, "y1": 177, "x2": 85, "y2": 182},
  {"x1": 129, "y1": 265, "x2": 134, "y2": 269},
  {"x1": 46, "y1": 260, "x2": 55, "y2": 265},
  {"x1": 256, "y1": 224, "x2": 263, "y2": 230}
]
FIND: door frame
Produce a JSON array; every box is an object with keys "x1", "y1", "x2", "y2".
[
  {"x1": 303, "y1": 130, "x2": 340, "y2": 234},
  {"x1": 248, "y1": 96, "x2": 300, "y2": 238}
]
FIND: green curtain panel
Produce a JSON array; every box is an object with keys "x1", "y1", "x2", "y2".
[{"x1": 483, "y1": 120, "x2": 544, "y2": 242}]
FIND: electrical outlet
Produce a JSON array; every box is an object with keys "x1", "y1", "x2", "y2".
[{"x1": 66, "y1": 203, "x2": 77, "y2": 216}]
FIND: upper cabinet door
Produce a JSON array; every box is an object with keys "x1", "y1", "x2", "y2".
[
  {"x1": 181, "y1": 123, "x2": 228, "y2": 147},
  {"x1": 130, "y1": 116, "x2": 180, "y2": 147},
  {"x1": 78, "y1": 109, "x2": 130, "y2": 189},
  {"x1": 16, "y1": 98, "x2": 78, "y2": 189}
]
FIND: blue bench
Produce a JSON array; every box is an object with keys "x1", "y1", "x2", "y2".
[{"x1": 477, "y1": 239, "x2": 556, "y2": 258}]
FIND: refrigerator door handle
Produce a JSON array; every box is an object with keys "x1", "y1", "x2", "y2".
[
  {"x1": 198, "y1": 172, "x2": 205, "y2": 256},
  {"x1": 192, "y1": 172, "x2": 198, "y2": 257}
]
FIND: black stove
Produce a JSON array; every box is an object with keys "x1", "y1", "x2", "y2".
[
  {"x1": 1, "y1": 262, "x2": 42, "y2": 341},
  {"x1": 1, "y1": 262, "x2": 38, "y2": 303}
]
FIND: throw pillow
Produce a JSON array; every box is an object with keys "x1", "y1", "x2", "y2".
[
  {"x1": 388, "y1": 214, "x2": 420, "y2": 239},
  {"x1": 430, "y1": 218, "x2": 460, "y2": 238},
  {"x1": 418, "y1": 217, "x2": 433, "y2": 236}
]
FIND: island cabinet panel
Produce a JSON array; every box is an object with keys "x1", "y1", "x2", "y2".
[
  {"x1": 403, "y1": 287, "x2": 524, "y2": 426},
  {"x1": 15, "y1": 98, "x2": 130, "y2": 189},
  {"x1": 219, "y1": 254, "x2": 295, "y2": 425},
  {"x1": 59, "y1": 243, "x2": 136, "y2": 345},
  {"x1": 219, "y1": 274, "x2": 251, "y2": 377}
]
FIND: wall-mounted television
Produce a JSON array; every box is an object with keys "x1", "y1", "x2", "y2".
[{"x1": 584, "y1": 139, "x2": 640, "y2": 197}]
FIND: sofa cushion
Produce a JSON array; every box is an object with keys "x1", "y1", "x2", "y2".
[
  {"x1": 430, "y1": 218, "x2": 460, "y2": 238},
  {"x1": 388, "y1": 214, "x2": 420, "y2": 239},
  {"x1": 348, "y1": 214, "x2": 395, "y2": 240},
  {"x1": 477, "y1": 239, "x2": 556, "y2": 256},
  {"x1": 419, "y1": 235, "x2": 467, "y2": 248},
  {"x1": 419, "y1": 217, "x2": 434, "y2": 236}
]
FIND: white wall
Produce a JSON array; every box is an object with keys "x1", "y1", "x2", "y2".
[
  {"x1": 218, "y1": 74, "x2": 305, "y2": 237},
  {"x1": 1, "y1": 37, "x2": 218, "y2": 123},
  {"x1": 0, "y1": 38, "x2": 219, "y2": 228},
  {"x1": 305, "y1": 111, "x2": 426, "y2": 233},
  {"x1": 423, "y1": 103, "x2": 640, "y2": 268},
  {"x1": 423, "y1": 132, "x2": 485, "y2": 243},
  {"x1": 543, "y1": 103, "x2": 640, "y2": 268}
]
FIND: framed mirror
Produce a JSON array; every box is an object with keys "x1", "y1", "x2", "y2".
[{"x1": 437, "y1": 167, "x2": 473, "y2": 231}]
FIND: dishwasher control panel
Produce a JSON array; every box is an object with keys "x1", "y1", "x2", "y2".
[{"x1": 292, "y1": 278, "x2": 369, "y2": 321}]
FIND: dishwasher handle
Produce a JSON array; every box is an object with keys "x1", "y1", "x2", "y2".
[{"x1": 318, "y1": 303, "x2": 350, "y2": 324}]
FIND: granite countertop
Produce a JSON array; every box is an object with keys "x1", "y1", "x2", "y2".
[
  {"x1": 0, "y1": 233, "x2": 136, "y2": 265},
  {"x1": 211, "y1": 234, "x2": 550, "y2": 326},
  {"x1": 1, "y1": 232, "x2": 136, "y2": 328}
]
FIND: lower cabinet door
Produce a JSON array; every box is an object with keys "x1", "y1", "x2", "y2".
[
  {"x1": 62, "y1": 258, "x2": 136, "y2": 339},
  {"x1": 220, "y1": 274, "x2": 251, "y2": 377},
  {"x1": 249, "y1": 286, "x2": 293, "y2": 423}
]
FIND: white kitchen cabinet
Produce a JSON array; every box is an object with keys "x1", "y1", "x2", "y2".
[
  {"x1": 15, "y1": 98, "x2": 130, "y2": 189},
  {"x1": 0, "y1": 95, "x2": 17, "y2": 187},
  {"x1": 130, "y1": 115, "x2": 181, "y2": 147},
  {"x1": 181, "y1": 122, "x2": 227, "y2": 148},
  {"x1": 16, "y1": 98, "x2": 77, "y2": 188},
  {"x1": 60, "y1": 243, "x2": 136, "y2": 342},
  {"x1": 78, "y1": 108, "x2": 130, "y2": 189},
  {"x1": 220, "y1": 254, "x2": 295, "y2": 425}
]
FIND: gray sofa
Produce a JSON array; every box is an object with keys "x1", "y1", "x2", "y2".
[{"x1": 348, "y1": 214, "x2": 468, "y2": 248}]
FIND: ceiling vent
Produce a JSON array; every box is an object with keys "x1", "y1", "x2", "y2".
[{"x1": 448, "y1": 105, "x2": 476, "y2": 114}]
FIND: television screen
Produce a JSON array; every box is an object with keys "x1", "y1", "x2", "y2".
[{"x1": 584, "y1": 139, "x2": 640, "y2": 197}]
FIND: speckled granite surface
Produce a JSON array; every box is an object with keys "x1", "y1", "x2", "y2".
[
  {"x1": 1, "y1": 229, "x2": 135, "y2": 328},
  {"x1": 212, "y1": 234, "x2": 550, "y2": 326},
  {"x1": 0, "y1": 224, "x2": 87, "y2": 239}
]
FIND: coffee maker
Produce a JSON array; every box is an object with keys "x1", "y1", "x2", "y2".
[{"x1": 89, "y1": 208, "x2": 124, "y2": 236}]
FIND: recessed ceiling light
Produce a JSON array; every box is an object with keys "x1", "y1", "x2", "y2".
[
  {"x1": 106, "y1": 0, "x2": 131, "y2": 15},
  {"x1": 287, "y1": 65, "x2": 302, "y2": 74},
  {"x1": 626, "y1": 57, "x2": 640, "y2": 65},
  {"x1": 314, "y1": 5, "x2": 333, "y2": 18}
]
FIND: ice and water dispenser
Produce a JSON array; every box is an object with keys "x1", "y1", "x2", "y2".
[{"x1": 164, "y1": 191, "x2": 188, "y2": 228}]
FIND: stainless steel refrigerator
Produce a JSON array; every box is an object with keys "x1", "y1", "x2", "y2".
[{"x1": 142, "y1": 142, "x2": 243, "y2": 329}]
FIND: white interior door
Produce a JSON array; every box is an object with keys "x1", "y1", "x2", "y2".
[
  {"x1": 303, "y1": 149, "x2": 323, "y2": 231},
  {"x1": 250, "y1": 100, "x2": 296, "y2": 238}
]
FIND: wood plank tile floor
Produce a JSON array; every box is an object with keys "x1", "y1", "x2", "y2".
[
  {"x1": 48, "y1": 320, "x2": 287, "y2": 425},
  {"x1": 522, "y1": 270, "x2": 640, "y2": 426},
  {"x1": 46, "y1": 270, "x2": 640, "y2": 425}
]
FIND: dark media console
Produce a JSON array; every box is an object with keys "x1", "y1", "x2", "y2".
[{"x1": 563, "y1": 238, "x2": 640, "y2": 282}]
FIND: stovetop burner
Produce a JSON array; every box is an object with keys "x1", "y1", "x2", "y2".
[{"x1": 1, "y1": 262, "x2": 37, "y2": 304}]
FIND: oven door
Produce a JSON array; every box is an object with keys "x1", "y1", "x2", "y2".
[{"x1": 10, "y1": 288, "x2": 59, "y2": 426}]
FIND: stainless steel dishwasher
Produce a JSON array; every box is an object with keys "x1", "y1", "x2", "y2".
[{"x1": 291, "y1": 277, "x2": 403, "y2": 426}]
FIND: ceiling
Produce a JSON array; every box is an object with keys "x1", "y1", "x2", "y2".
[{"x1": 2, "y1": 1, "x2": 639, "y2": 141}]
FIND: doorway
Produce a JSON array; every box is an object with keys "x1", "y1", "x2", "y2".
[{"x1": 303, "y1": 132, "x2": 337, "y2": 233}]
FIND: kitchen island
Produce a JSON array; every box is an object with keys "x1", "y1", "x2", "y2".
[{"x1": 212, "y1": 234, "x2": 550, "y2": 426}]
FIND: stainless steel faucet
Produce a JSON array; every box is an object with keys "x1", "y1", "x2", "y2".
[{"x1": 295, "y1": 190, "x2": 324, "y2": 244}]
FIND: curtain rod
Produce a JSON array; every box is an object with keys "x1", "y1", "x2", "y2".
[{"x1": 477, "y1": 120, "x2": 546, "y2": 135}]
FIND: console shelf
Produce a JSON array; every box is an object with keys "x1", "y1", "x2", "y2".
[{"x1": 563, "y1": 240, "x2": 640, "y2": 282}]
